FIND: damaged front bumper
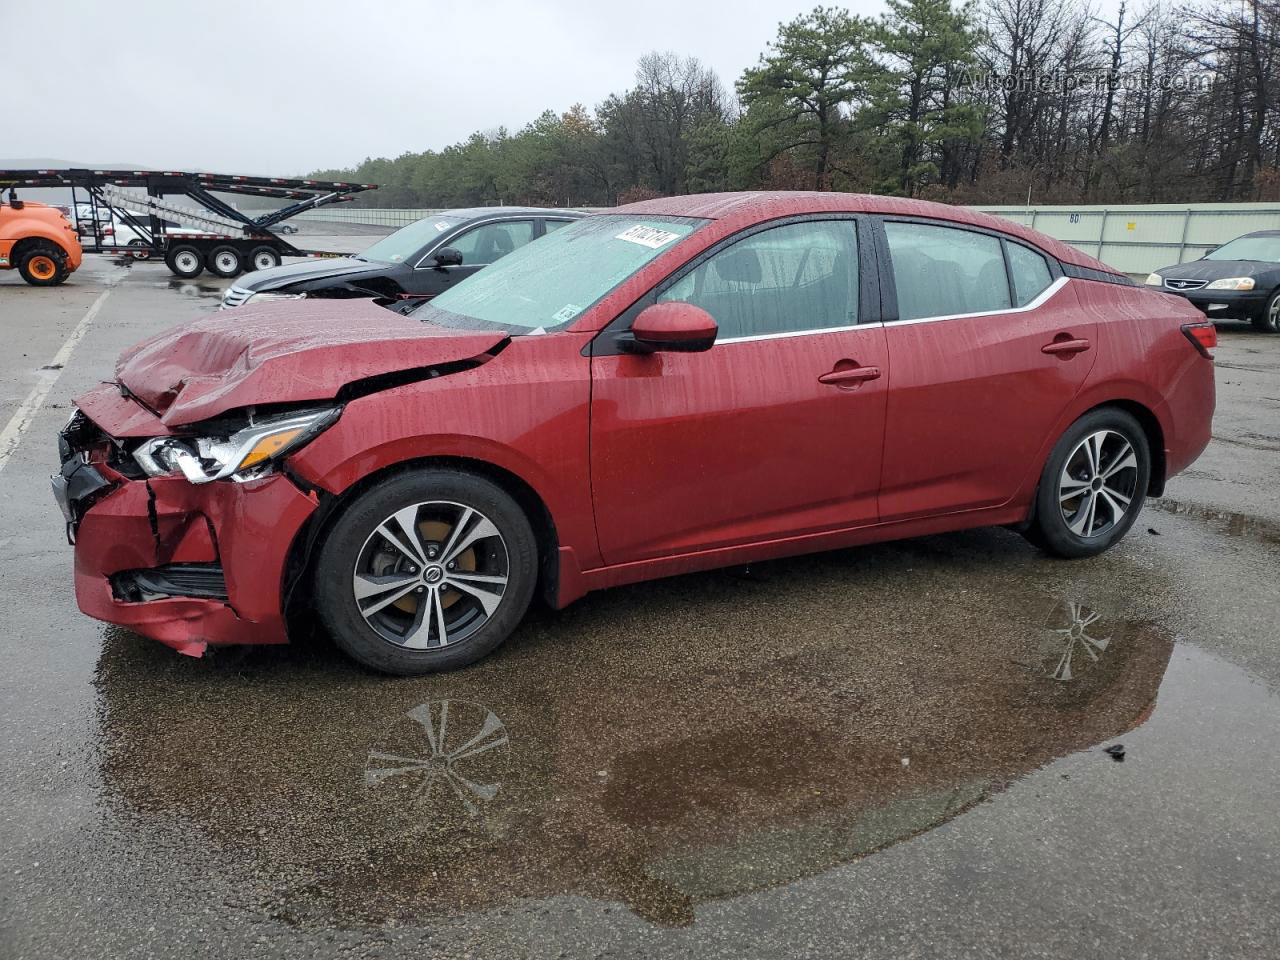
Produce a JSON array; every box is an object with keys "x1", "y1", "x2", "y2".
[{"x1": 55, "y1": 409, "x2": 319, "y2": 656}]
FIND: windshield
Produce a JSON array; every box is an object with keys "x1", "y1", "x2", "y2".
[
  {"x1": 423, "y1": 214, "x2": 707, "y2": 332},
  {"x1": 357, "y1": 215, "x2": 465, "y2": 263},
  {"x1": 1204, "y1": 234, "x2": 1280, "y2": 262}
]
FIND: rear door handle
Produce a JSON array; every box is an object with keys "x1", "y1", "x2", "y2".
[
  {"x1": 1042, "y1": 337, "x2": 1091, "y2": 356},
  {"x1": 818, "y1": 365, "x2": 881, "y2": 385}
]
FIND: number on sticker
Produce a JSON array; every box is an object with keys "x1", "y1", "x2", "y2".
[{"x1": 615, "y1": 225, "x2": 681, "y2": 249}]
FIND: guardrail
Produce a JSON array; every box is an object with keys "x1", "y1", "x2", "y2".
[
  {"x1": 976, "y1": 203, "x2": 1280, "y2": 276},
  {"x1": 252, "y1": 202, "x2": 1280, "y2": 278}
]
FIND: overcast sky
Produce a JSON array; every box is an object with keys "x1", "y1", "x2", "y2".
[{"x1": 6, "y1": 0, "x2": 881, "y2": 175}]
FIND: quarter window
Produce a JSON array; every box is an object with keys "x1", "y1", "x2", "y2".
[
  {"x1": 447, "y1": 220, "x2": 535, "y2": 265},
  {"x1": 659, "y1": 220, "x2": 858, "y2": 339},
  {"x1": 884, "y1": 221, "x2": 1011, "y2": 321},
  {"x1": 1006, "y1": 242, "x2": 1054, "y2": 306}
]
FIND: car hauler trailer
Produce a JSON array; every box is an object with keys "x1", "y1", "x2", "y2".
[{"x1": 0, "y1": 169, "x2": 378, "y2": 279}]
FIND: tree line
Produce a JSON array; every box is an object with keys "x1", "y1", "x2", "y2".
[{"x1": 311, "y1": 0, "x2": 1280, "y2": 208}]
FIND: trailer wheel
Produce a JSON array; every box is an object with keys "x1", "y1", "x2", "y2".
[
  {"x1": 18, "y1": 244, "x2": 70, "y2": 286},
  {"x1": 207, "y1": 245, "x2": 244, "y2": 278},
  {"x1": 248, "y1": 245, "x2": 282, "y2": 272},
  {"x1": 166, "y1": 245, "x2": 204, "y2": 279}
]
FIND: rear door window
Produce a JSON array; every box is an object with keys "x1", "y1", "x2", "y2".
[
  {"x1": 884, "y1": 221, "x2": 1011, "y2": 321},
  {"x1": 1006, "y1": 242, "x2": 1054, "y2": 306}
]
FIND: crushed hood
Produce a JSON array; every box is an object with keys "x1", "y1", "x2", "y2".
[{"x1": 108, "y1": 299, "x2": 506, "y2": 427}]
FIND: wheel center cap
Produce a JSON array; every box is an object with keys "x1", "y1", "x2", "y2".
[
  {"x1": 1091, "y1": 477, "x2": 1103, "y2": 491},
  {"x1": 423, "y1": 565, "x2": 444, "y2": 584}
]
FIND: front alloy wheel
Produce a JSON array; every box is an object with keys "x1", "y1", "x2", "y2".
[
  {"x1": 315, "y1": 470, "x2": 537, "y2": 674},
  {"x1": 1029, "y1": 408, "x2": 1151, "y2": 558},
  {"x1": 353, "y1": 501, "x2": 510, "y2": 650},
  {"x1": 1253, "y1": 290, "x2": 1280, "y2": 333}
]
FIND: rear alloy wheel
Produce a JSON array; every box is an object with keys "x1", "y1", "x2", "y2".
[
  {"x1": 165, "y1": 244, "x2": 204, "y2": 279},
  {"x1": 248, "y1": 245, "x2": 282, "y2": 272},
  {"x1": 315, "y1": 470, "x2": 537, "y2": 675},
  {"x1": 1028, "y1": 408, "x2": 1151, "y2": 558},
  {"x1": 18, "y1": 245, "x2": 69, "y2": 286},
  {"x1": 1252, "y1": 289, "x2": 1280, "y2": 333},
  {"x1": 127, "y1": 239, "x2": 150, "y2": 261},
  {"x1": 206, "y1": 245, "x2": 244, "y2": 278}
]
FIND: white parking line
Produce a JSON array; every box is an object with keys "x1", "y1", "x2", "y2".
[{"x1": 0, "y1": 288, "x2": 112, "y2": 475}]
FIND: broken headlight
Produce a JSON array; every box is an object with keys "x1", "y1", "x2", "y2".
[{"x1": 132, "y1": 406, "x2": 340, "y2": 484}]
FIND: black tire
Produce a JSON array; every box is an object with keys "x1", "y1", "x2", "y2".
[
  {"x1": 127, "y1": 239, "x2": 150, "y2": 261},
  {"x1": 165, "y1": 244, "x2": 204, "y2": 279},
  {"x1": 1252, "y1": 289, "x2": 1280, "y2": 333},
  {"x1": 247, "y1": 245, "x2": 282, "y2": 272},
  {"x1": 17, "y1": 244, "x2": 69, "y2": 286},
  {"x1": 206, "y1": 245, "x2": 244, "y2": 278},
  {"x1": 1026, "y1": 407, "x2": 1151, "y2": 559},
  {"x1": 314, "y1": 469, "x2": 538, "y2": 675}
]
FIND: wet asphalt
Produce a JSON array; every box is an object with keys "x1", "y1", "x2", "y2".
[{"x1": 1, "y1": 237, "x2": 1279, "y2": 959}]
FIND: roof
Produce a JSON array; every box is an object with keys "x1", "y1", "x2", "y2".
[
  {"x1": 615, "y1": 191, "x2": 1119, "y2": 275},
  {"x1": 439, "y1": 206, "x2": 587, "y2": 220}
]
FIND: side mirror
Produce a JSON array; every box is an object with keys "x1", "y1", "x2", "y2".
[
  {"x1": 432, "y1": 247, "x2": 463, "y2": 269},
  {"x1": 622, "y1": 301, "x2": 718, "y2": 354}
]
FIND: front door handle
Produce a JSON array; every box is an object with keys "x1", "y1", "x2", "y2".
[
  {"x1": 1042, "y1": 337, "x2": 1091, "y2": 356},
  {"x1": 818, "y1": 365, "x2": 881, "y2": 386}
]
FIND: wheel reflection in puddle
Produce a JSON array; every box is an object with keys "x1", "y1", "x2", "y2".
[
  {"x1": 364, "y1": 700, "x2": 510, "y2": 817},
  {"x1": 1042, "y1": 599, "x2": 1112, "y2": 682}
]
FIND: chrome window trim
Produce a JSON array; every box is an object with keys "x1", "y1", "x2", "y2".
[
  {"x1": 712, "y1": 277, "x2": 1069, "y2": 344},
  {"x1": 411, "y1": 216, "x2": 537, "y2": 270},
  {"x1": 718, "y1": 323, "x2": 863, "y2": 345},
  {"x1": 881, "y1": 276, "x2": 1069, "y2": 327}
]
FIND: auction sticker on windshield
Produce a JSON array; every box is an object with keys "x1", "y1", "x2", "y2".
[{"x1": 615, "y1": 224, "x2": 681, "y2": 249}]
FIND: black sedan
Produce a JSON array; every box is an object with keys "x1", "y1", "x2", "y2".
[
  {"x1": 222, "y1": 207, "x2": 583, "y2": 309},
  {"x1": 1147, "y1": 230, "x2": 1280, "y2": 333}
]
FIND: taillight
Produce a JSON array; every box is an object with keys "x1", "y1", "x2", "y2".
[{"x1": 1181, "y1": 322, "x2": 1216, "y2": 358}]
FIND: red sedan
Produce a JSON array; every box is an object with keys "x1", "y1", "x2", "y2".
[{"x1": 54, "y1": 193, "x2": 1216, "y2": 674}]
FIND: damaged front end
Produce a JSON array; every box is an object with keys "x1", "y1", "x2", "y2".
[
  {"x1": 55, "y1": 397, "x2": 324, "y2": 657},
  {"x1": 55, "y1": 301, "x2": 512, "y2": 658}
]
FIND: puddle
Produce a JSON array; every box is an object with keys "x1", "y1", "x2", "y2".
[
  {"x1": 1151, "y1": 498, "x2": 1280, "y2": 545},
  {"x1": 163, "y1": 279, "x2": 225, "y2": 300},
  {"x1": 92, "y1": 576, "x2": 1180, "y2": 928}
]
